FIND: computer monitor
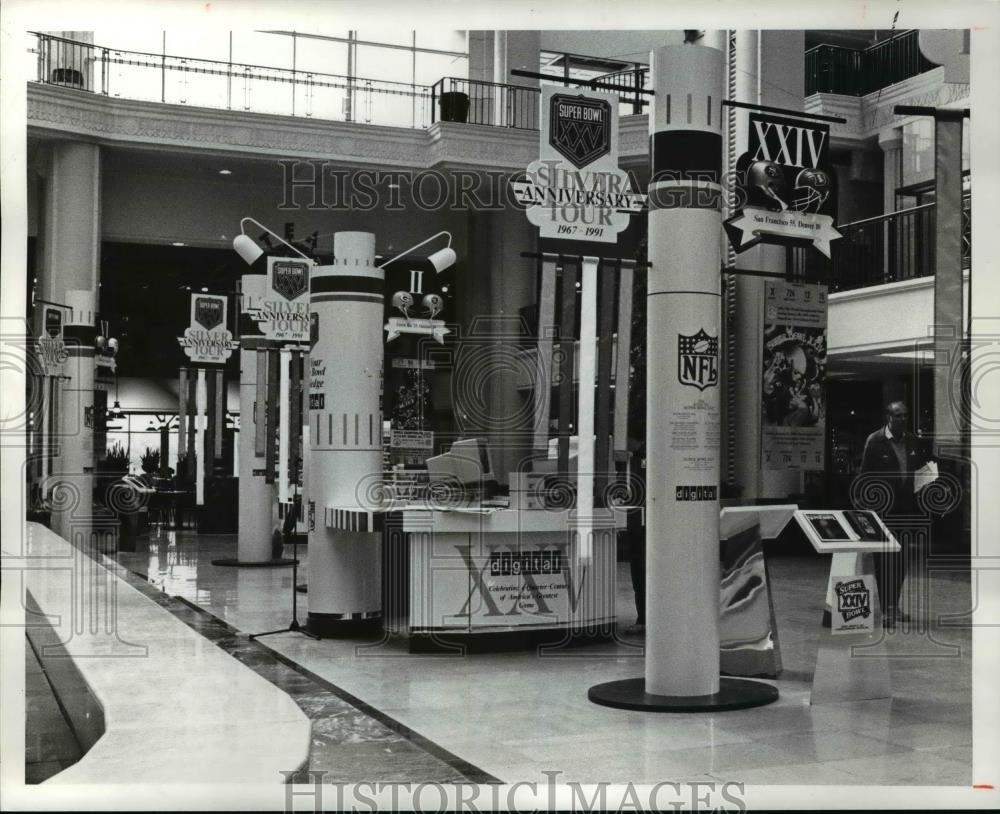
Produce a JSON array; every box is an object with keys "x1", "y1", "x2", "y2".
[{"x1": 425, "y1": 437, "x2": 495, "y2": 489}]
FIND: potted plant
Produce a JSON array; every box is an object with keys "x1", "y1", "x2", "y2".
[
  {"x1": 139, "y1": 448, "x2": 160, "y2": 486},
  {"x1": 438, "y1": 90, "x2": 470, "y2": 123}
]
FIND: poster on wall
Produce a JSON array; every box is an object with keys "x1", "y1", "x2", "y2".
[
  {"x1": 724, "y1": 112, "x2": 841, "y2": 257},
  {"x1": 178, "y1": 293, "x2": 238, "y2": 364},
  {"x1": 761, "y1": 280, "x2": 827, "y2": 471},
  {"x1": 510, "y1": 86, "x2": 644, "y2": 248}
]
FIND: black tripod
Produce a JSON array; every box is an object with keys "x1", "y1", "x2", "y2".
[{"x1": 249, "y1": 489, "x2": 320, "y2": 641}]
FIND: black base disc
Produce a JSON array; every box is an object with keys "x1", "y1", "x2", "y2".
[
  {"x1": 588, "y1": 676, "x2": 779, "y2": 712},
  {"x1": 306, "y1": 612, "x2": 382, "y2": 638},
  {"x1": 210, "y1": 558, "x2": 298, "y2": 568}
]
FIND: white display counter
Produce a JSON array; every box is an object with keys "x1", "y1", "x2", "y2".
[{"x1": 401, "y1": 507, "x2": 624, "y2": 650}]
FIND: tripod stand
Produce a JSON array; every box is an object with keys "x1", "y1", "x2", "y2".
[{"x1": 249, "y1": 484, "x2": 320, "y2": 642}]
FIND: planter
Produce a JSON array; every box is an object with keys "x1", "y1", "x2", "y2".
[{"x1": 438, "y1": 91, "x2": 470, "y2": 124}]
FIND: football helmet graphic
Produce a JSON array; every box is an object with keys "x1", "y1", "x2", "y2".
[
  {"x1": 391, "y1": 291, "x2": 414, "y2": 318},
  {"x1": 791, "y1": 168, "x2": 831, "y2": 214},
  {"x1": 421, "y1": 293, "x2": 444, "y2": 319},
  {"x1": 746, "y1": 160, "x2": 790, "y2": 211}
]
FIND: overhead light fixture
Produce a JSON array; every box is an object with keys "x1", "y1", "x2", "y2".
[
  {"x1": 218, "y1": 169, "x2": 232, "y2": 175},
  {"x1": 233, "y1": 216, "x2": 317, "y2": 266},
  {"x1": 377, "y1": 231, "x2": 455, "y2": 274}
]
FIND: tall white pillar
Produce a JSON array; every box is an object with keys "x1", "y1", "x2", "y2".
[
  {"x1": 40, "y1": 141, "x2": 100, "y2": 541},
  {"x1": 644, "y1": 44, "x2": 725, "y2": 697},
  {"x1": 306, "y1": 232, "x2": 383, "y2": 636},
  {"x1": 589, "y1": 44, "x2": 778, "y2": 712},
  {"x1": 236, "y1": 345, "x2": 276, "y2": 562}
]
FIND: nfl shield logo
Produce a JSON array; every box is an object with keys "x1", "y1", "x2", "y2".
[
  {"x1": 678, "y1": 330, "x2": 719, "y2": 391},
  {"x1": 549, "y1": 94, "x2": 612, "y2": 169},
  {"x1": 272, "y1": 261, "x2": 308, "y2": 301},
  {"x1": 195, "y1": 297, "x2": 223, "y2": 330}
]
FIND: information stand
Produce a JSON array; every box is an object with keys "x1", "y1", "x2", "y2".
[{"x1": 793, "y1": 509, "x2": 900, "y2": 704}]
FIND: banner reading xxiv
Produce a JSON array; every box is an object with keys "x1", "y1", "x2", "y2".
[{"x1": 761, "y1": 280, "x2": 828, "y2": 471}]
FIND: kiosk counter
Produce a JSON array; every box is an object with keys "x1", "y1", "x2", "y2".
[{"x1": 401, "y1": 506, "x2": 624, "y2": 650}]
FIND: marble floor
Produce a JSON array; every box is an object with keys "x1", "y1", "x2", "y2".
[
  {"x1": 111, "y1": 527, "x2": 976, "y2": 787},
  {"x1": 24, "y1": 636, "x2": 82, "y2": 784}
]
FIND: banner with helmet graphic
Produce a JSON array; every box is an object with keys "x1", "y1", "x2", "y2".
[{"x1": 724, "y1": 113, "x2": 841, "y2": 257}]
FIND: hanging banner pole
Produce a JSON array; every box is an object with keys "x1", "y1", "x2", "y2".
[
  {"x1": 613, "y1": 260, "x2": 635, "y2": 456},
  {"x1": 178, "y1": 366, "x2": 188, "y2": 468},
  {"x1": 278, "y1": 347, "x2": 291, "y2": 505},
  {"x1": 265, "y1": 349, "x2": 279, "y2": 484},
  {"x1": 214, "y1": 368, "x2": 225, "y2": 460},
  {"x1": 576, "y1": 256, "x2": 598, "y2": 565},
  {"x1": 195, "y1": 368, "x2": 207, "y2": 506}
]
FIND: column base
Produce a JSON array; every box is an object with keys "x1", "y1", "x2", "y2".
[
  {"x1": 588, "y1": 676, "x2": 778, "y2": 712},
  {"x1": 210, "y1": 558, "x2": 298, "y2": 568},
  {"x1": 306, "y1": 612, "x2": 382, "y2": 638}
]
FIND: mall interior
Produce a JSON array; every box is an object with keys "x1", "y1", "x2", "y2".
[{"x1": 6, "y1": 25, "x2": 990, "y2": 798}]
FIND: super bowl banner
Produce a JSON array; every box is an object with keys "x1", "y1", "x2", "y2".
[
  {"x1": 832, "y1": 575, "x2": 876, "y2": 636},
  {"x1": 178, "y1": 293, "x2": 238, "y2": 363},
  {"x1": 761, "y1": 280, "x2": 827, "y2": 470},
  {"x1": 511, "y1": 86, "x2": 645, "y2": 244},
  {"x1": 725, "y1": 113, "x2": 841, "y2": 257},
  {"x1": 35, "y1": 305, "x2": 67, "y2": 375},
  {"x1": 242, "y1": 256, "x2": 311, "y2": 342}
]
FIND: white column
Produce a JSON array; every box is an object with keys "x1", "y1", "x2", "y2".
[
  {"x1": 237, "y1": 346, "x2": 275, "y2": 562},
  {"x1": 646, "y1": 45, "x2": 725, "y2": 697},
  {"x1": 40, "y1": 140, "x2": 100, "y2": 541},
  {"x1": 307, "y1": 232, "x2": 383, "y2": 636}
]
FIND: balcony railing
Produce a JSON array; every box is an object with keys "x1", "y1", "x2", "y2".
[
  {"x1": 430, "y1": 77, "x2": 540, "y2": 130},
  {"x1": 826, "y1": 196, "x2": 971, "y2": 293},
  {"x1": 591, "y1": 66, "x2": 650, "y2": 115},
  {"x1": 805, "y1": 30, "x2": 937, "y2": 96},
  {"x1": 31, "y1": 32, "x2": 435, "y2": 128}
]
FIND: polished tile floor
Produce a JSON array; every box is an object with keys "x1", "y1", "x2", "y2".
[
  {"x1": 113, "y1": 528, "x2": 975, "y2": 786},
  {"x1": 24, "y1": 636, "x2": 82, "y2": 784}
]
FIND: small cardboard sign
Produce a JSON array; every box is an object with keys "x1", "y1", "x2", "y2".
[{"x1": 832, "y1": 574, "x2": 876, "y2": 635}]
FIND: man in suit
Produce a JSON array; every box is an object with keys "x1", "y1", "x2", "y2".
[{"x1": 859, "y1": 400, "x2": 927, "y2": 625}]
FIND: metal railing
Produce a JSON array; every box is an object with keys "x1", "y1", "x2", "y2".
[
  {"x1": 826, "y1": 196, "x2": 971, "y2": 292},
  {"x1": 430, "y1": 77, "x2": 540, "y2": 130},
  {"x1": 805, "y1": 30, "x2": 937, "y2": 96},
  {"x1": 31, "y1": 32, "x2": 433, "y2": 129},
  {"x1": 591, "y1": 66, "x2": 650, "y2": 115}
]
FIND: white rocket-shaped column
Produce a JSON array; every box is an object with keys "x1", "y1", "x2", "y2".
[
  {"x1": 590, "y1": 44, "x2": 777, "y2": 712},
  {"x1": 645, "y1": 44, "x2": 725, "y2": 697},
  {"x1": 306, "y1": 231, "x2": 383, "y2": 636}
]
